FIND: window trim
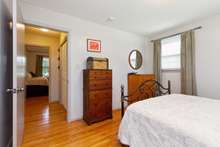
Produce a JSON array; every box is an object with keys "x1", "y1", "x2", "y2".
[
  {"x1": 161, "y1": 68, "x2": 181, "y2": 72},
  {"x1": 161, "y1": 54, "x2": 180, "y2": 57}
]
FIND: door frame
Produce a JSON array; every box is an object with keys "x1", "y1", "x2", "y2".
[
  {"x1": 12, "y1": 0, "x2": 17, "y2": 146},
  {"x1": 23, "y1": 20, "x2": 72, "y2": 122}
]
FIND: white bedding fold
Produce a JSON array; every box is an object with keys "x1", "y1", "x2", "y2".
[
  {"x1": 118, "y1": 94, "x2": 220, "y2": 147},
  {"x1": 26, "y1": 77, "x2": 49, "y2": 86}
]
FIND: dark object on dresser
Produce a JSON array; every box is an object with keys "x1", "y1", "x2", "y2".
[
  {"x1": 83, "y1": 69, "x2": 112, "y2": 125},
  {"x1": 87, "y1": 57, "x2": 109, "y2": 70}
]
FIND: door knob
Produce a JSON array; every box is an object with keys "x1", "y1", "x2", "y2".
[
  {"x1": 6, "y1": 88, "x2": 24, "y2": 94},
  {"x1": 6, "y1": 88, "x2": 17, "y2": 94},
  {"x1": 17, "y1": 88, "x2": 24, "y2": 92}
]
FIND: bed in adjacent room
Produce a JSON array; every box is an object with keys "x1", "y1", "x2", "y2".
[
  {"x1": 118, "y1": 94, "x2": 220, "y2": 147},
  {"x1": 26, "y1": 73, "x2": 49, "y2": 97}
]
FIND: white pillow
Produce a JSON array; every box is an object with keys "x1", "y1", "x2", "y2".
[{"x1": 27, "y1": 73, "x2": 32, "y2": 79}]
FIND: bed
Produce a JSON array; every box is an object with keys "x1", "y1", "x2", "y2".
[
  {"x1": 26, "y1": 74, "x2": 49, "y2": 97},
  {"x1": 118, "y1": 94, "x2": 220, "y2": 147}
]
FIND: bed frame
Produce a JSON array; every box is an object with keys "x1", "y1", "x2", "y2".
[
  {"x1": 26, "y1": 85, "x2": 48, "y2": 98},
  {"x1": 121, "y1": 80, "x2": 171, "y2": 117}
]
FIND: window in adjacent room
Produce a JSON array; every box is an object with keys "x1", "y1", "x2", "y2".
[
  {"x1": 161, "y1": 35, "x2": 181, "y2": 70},
  {"x1": 42, "y1": 57, "x2": 49, "y2": 77}
]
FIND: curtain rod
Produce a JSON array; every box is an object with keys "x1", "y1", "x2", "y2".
[{"x1": 151, "y1": 26, "x2": 202, "y2": 42}]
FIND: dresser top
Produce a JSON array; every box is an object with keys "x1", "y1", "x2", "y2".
[{"x1": 83, "y1": 69, "x2": 112, "y2": 71}]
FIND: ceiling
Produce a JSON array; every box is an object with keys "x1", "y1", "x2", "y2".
[
  {"x1": 25, "y1": 25, "x2": 61, "y2": 38},
  {"x1": 22, "y1": 0, "x2": 220, "y2": 35}
]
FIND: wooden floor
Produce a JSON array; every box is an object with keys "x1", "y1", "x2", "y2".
[{"x1": 22, "y1": 96, "x2": 122, "y2": 147}]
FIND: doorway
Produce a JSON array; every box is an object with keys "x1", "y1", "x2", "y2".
[{"x1": 24, "y1": 24, "x2": 68, "y2": 120}]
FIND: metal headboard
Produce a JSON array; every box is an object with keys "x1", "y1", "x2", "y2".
[{"x1": 121, "y1": 80, "x2": 171, "y2": 117}]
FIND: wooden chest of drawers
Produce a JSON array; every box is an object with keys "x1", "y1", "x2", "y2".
[{"x1": 83, "y1": 69, "x2": 112, "y2": 125}]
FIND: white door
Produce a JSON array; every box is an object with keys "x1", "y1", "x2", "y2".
[
  {"x1": 12, "y1": 0, "x2": 25, "y2": 146},
  {"x1": 60, "y1": 42, "x2": 68, "y2": 110}
]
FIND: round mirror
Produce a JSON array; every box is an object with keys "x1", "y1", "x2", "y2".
[{"x1": 129, "y1": 50, "x2": 143, "y2": 70}]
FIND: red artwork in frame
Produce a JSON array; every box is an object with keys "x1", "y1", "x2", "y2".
[{"x1": 87, "y1": 39, "x2": 101, "y2": 52}]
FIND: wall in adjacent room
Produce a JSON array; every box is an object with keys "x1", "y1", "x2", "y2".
[
  {"x1": 26, "y1": 47, "x2": 49, "y2": 73},
  {"x1": 21, "y1": 3, "x2": 152, "y2": 121},
  {"x1": 149, "y1": 14, "x2": 220, "y2": 99}
]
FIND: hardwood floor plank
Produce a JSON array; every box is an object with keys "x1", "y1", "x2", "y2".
[{"x1": 22, "y1": 96, "x2": 122, "y2": 147}]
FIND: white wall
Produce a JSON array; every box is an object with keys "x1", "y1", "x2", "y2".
[
  {"x1": 21, "y1": 3, "x2": 152, "y2": 121},
  {"x1": 149, "y1": 14, "x2": 220, "y2": 99},
  {"x1": 25, "y1": 31, "x2": 60, "y2": 102}
]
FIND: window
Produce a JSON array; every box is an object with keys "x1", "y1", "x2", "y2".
[
  {"x1": 161, "y1": 35, "x2": 181, "y2": 70},
  {"x1": 42, "y1": 57, "x2": 49, "y2": 77}
]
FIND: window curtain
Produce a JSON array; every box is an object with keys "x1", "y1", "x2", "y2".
[
  {"x1": 153, "y1": 40, "x2": 161, "y2": 82},
  {"x1": 36, "y1": 55, "x2": 43, "y2": 76},
  {"x1": 181, "y1": 31, "x2": 197, "y2": 95}
]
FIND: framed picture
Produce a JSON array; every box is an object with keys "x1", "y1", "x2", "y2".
[{"x1": 87, "y1": 39, "x2": 101, "y2": 52}]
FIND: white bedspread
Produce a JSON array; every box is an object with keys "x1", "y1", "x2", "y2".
[
  {"x1": 26, "y1": 77, "x2": 49, "y2": 86},
  {"x1": 118, "y1": 94, "x2": 220, "y2": 147}
]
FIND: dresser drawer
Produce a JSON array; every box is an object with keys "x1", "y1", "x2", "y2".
[
  {"x1": 89, "y1": 89, "x2": 112, "y2": 100},
  {"x1": 88, "y1": 97, "x2": 112, "y2": 121},
  {"x1": 89, "y1": 80, "x2": 112, "y2": 90},
  {"x1": 89, "y1": 70, "x2": 112, "y2": 80}
]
